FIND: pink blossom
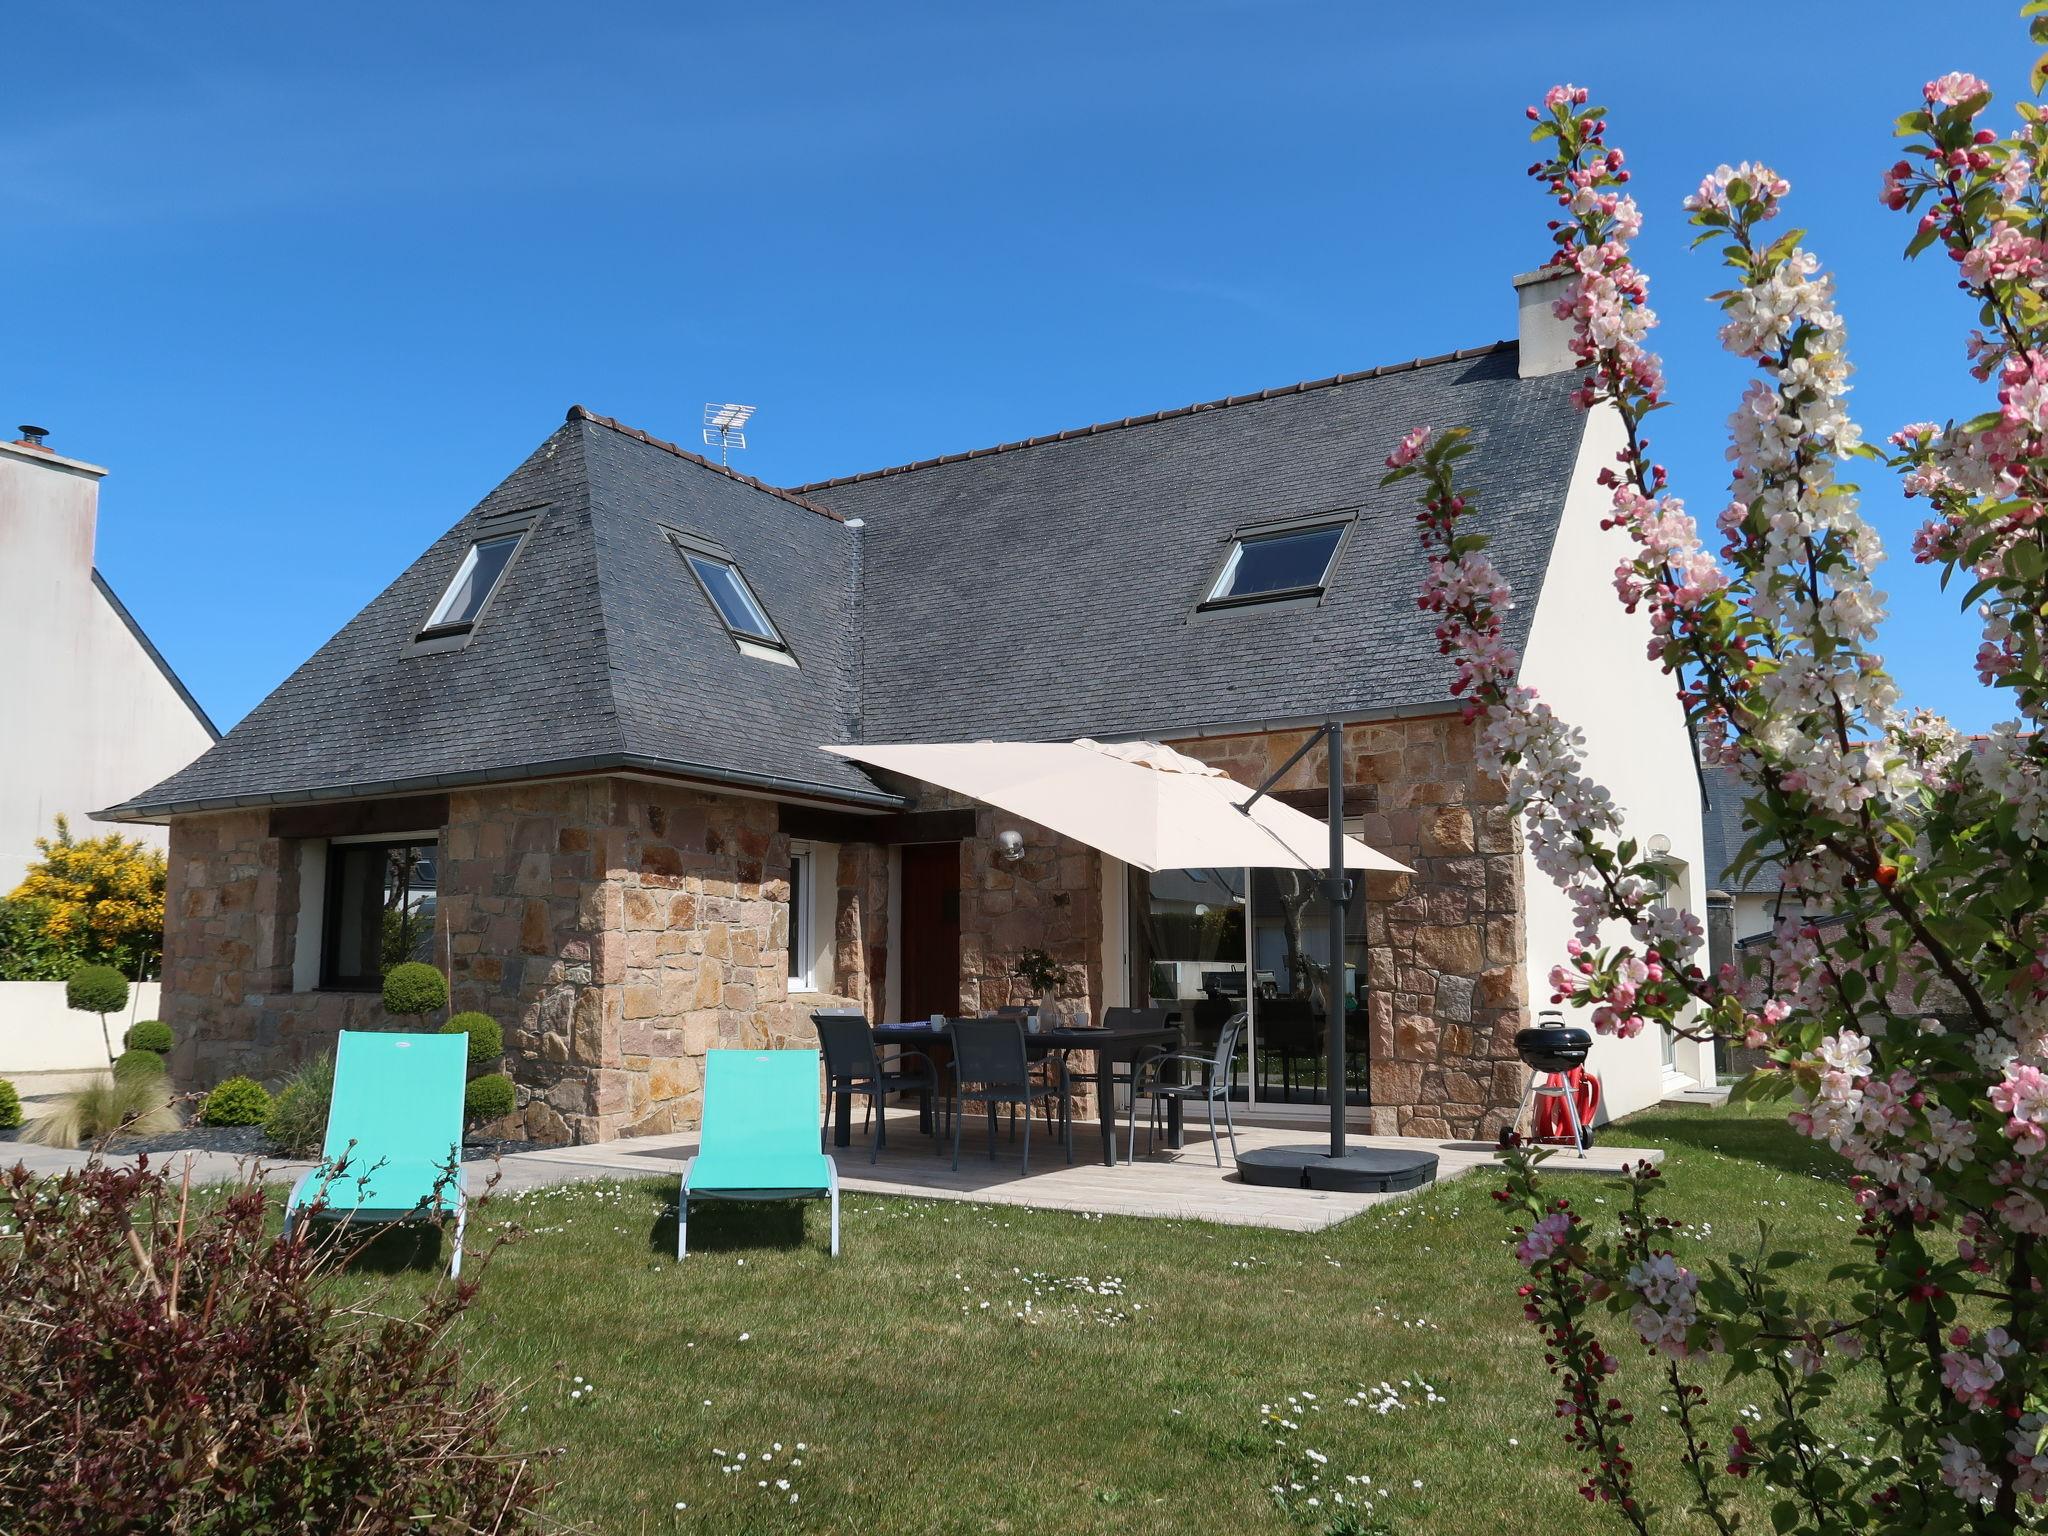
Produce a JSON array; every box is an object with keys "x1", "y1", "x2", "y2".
[
  {"x1": 1384, "y1": 425, "x2": 1431, "y2": 470},
  {"x1": 1516, "y1": 1209, "x2": 1573, "y2": 1267},
  {"x1": 1925, "y1": 72, "x2": 1991, "y2": 110}
]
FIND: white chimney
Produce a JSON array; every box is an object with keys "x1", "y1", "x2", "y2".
[{"x1": 1512, "y1": 267, "x2": 1577, "y2": 378}]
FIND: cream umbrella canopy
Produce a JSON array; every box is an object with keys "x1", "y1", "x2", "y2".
[
  {"x1": 819, "y1": 738, "x2": 1409, "y2": 876},
  {"x1": 824, "y1": 732, "x2": 1421, "y2": 1179}
]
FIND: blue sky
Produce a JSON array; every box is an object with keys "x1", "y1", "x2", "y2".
[{"x1": 2, "y1": 3, "x2": 2026, "y2": 732}]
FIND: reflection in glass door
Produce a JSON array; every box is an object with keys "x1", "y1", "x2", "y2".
[
  {"x1": 1248, "y1": 865, "x2": 1370, "y2": 1107},
  {"x1": 1128, "y1": 860, "x2": 1369, "y2": 1110},
  {"x1": 1127, "y1": 867, "x2": 1251, "y2": 1100}
]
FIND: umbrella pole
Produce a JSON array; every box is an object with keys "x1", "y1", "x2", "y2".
[
  {"x1": 1325, "y1": 720, "x2": 1347, "y2": 1160},
  {"x1": 1233, "y1": 722, "x2": 1435, "y2": 1195}
]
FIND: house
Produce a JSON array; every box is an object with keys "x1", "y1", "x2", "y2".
[
  {"x1": 1, "y1": 425, "x2": 218, "y2": 884},
  {"x1": 103, "y1": 269, "x2": 1711, "y2": 1144},
  {"x1": 1702, "y1": 760, "x2": 1782, "y2": 977}
]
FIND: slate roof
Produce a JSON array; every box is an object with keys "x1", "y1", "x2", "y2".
[
  {"x1": 806, "y1": 342, "x2": 1586, "y2": 742},
  {"x1": 108, "y1": 412, "x2": 891, "y2": 817},
  {"x1": 1701, "y1": 760, "x2": 1783, "y2": 896},
  {"x1": 109, "y1": 340, "x2": 1589, "y2": 819}
]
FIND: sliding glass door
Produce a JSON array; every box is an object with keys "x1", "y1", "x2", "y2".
[
  {"x1": 1127, "y1": 867, "x2": 1252, "y2": 1101},
  {"x1": 1128, "y1": 851, "x2": 1369, "y2": 1110},
  {"x1": 1246, "y1": 866, "x2": 1370, "y2": 1107}
]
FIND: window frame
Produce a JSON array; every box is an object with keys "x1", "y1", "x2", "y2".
[
  {"x1": 410, "y1": 507, "x2": 545, "y2": 652},
  {"x1": 787, "y1": 843, "x2": 815, "y2": 993},
  {"x1": 666, "y1": 528, "x2": 796, "y2": 661},
  {"x1": 1194, "y1": 511, "x2": 1357, "y2": 614},
  {"x1": 318, "y1": 834, "x2": 440, "y2": 992}
]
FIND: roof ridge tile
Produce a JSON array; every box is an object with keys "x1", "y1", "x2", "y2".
[{"x1": 785, "y1": 340, "x2": 1516, "y2": 492}]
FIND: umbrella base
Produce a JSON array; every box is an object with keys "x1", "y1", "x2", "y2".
[{"x1": 1234, "y1": 1144, "x2": 1438, "y2": 1194}]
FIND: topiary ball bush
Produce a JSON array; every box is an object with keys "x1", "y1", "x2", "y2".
[
  {"x1": 381, "y1": 962, "x2": 448, "y2": 1020},
  {"x1": 462, "y1": 1073, "x2": 516, "y2": 1126},
  {"x1": 441, "y1": 1011, "x2": 503, "y2": 1066},
  {"x1": 112, "y1": 1049, "x2": 166, "y2": 1082},
  {"x1": 0, "y1": 1078, "x2": 19, "y2": 1131},
  {"x1": 199, "y1": 1076, "x2": 272, "y2": 1127},
  {"x1": 124, "y1": 1020, "x2": 173, "y2": 1055},
  {"x1": 66, "y1": 964, "x2": 128, "y2": 1017}
]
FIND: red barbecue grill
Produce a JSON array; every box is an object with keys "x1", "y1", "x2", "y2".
[{"x1": 1508, "y1": 1009, "x2": 1598, "y2": 1157}]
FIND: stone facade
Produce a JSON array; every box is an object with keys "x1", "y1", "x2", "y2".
[
  {"x1": 162, "y1": 711, "x2": 1532, "y2": 1145},
  {"x1": 163, "y1": 777, "x2": 804, "y2": 1144},
  {"x1": 954, "y1": 804, "x2": 1105, "y2": 1024},
  {"x1": 1174, "y1": 714, "x2": 1530, "y2": 1139},
  {"x1": 161, "y1": 809, "x2": 387, "y2": 1087}
]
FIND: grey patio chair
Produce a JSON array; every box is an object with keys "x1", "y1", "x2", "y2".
[
  {"x1": 812, "y1": 1010, "x2": 941, "y2": 1162},
  {"x1": 1128, "y1": 1010, "x2": 1247, "y2": 1165},
  {"x1": 947, "y1": 1016, "x2": 1071, "y2": 1173},
  {"x1": 1100, "y1": 1003, "x2": 1170, "y2": 1119}
]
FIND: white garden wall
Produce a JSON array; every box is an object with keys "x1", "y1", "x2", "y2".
[{"x1": 0, "y1": 980, "x2": 162, "y2": 1075}]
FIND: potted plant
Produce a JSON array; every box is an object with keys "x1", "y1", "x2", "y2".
[{"x1": 1011, "y1": 948, "x2": 1071, "y2": 1029}]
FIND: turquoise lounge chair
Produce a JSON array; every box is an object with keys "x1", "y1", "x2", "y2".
[
  {"x1": 282, "y1": 1030, "x2": 469, "y2": 1277},
  {"x1": 679, "y1": 1049, "x2": 840, "y2": 1260}
]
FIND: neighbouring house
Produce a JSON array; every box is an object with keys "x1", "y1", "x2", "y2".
[
  {"x1": 1703, "y1": 760, "x2": 1784, "y2": 976},
  {"x1": 1, "y1": 425, "x2": 218, "y2": 885},
  {"x1": 103, "y1": 268, "x2": 1711, "y2": 1144}
]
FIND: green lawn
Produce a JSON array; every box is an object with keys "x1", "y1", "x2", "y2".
[{"x1": 337, "y1": 1105, "x2": 1859, "y2": 1535}]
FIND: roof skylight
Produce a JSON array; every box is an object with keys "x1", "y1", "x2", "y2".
[
  {"x1": 681, "y1": 548, "x2": 788, "y2": 651},
  {"x1": 1200, "y1": 520, "x2": 1348, "y2": 609},
  {"x1": 419, "y1": 530, "x2": 523, "y2": 638}
]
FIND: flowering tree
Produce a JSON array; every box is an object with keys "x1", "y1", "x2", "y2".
[
  {"x1": 1383, "y1": 10, "x2": 2048, "y2": 1531},
  {"x1": 2, "y1": 814, "x2": 166, "y2": 980}
]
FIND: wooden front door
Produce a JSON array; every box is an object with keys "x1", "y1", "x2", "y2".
[{"x1": 898, "y1": 842, "x2": 961, "y2": 1022}]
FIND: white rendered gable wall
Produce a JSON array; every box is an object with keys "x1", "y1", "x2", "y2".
[
  {"x1": 1514, "y1": 402, "x2": 1715, "y2": 1119},
  {"x1": 0, "y1": 440, "x2": 215, "y2": 885}
]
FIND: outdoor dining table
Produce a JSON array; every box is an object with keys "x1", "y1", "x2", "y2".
[{"x1": 856, "y1": 1018, "x2": 1184, "y2": 1168}]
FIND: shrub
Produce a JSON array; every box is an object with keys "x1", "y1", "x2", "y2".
[
  {"x1": 112, "y1": 1048, "x2": 165, "y2": 1082},
  {"x1": 199, "y1": 1076, "x2": 272, "y2": 1127},
  {"x1": 441, "y1": 1011, "x2": 503, "y2": 1066},
  {"x1": 4, "y1": 814, "x2": 166, "y2": 978},
  {"x1": 382, "y1": 961, "x2": 448, "y2": 1023},
  {"x1": 22, "y1": 1075, "x2": 177, "y2": 1148},
  {"x1": 0, "y1": 1079, "x2": 18, "y2": 1131},
  {"x1": 66, "y1": 963, "x2": 127, "y2": 1016},
  {"x1": 0, "y1": 895, "x2": 85, "y2": 981},
  {"x1": 264, "y1": 1054, "x2": 334, "y2": 1158},
  {"x1": 463, "y1": 1073, "x2": 516, "y2": 1126},
  {"x1": 0, "y1": 1159, "x2": 551, "y2": 1529},
  {"x1": 123, "y1": 1019, "x2": 173, "y2": 1055},
  {"x1": 66, "y1": 962, "x2": 128, "y2": 1065}
]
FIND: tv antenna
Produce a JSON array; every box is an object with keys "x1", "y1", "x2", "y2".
[{"x1": 702, "y1": 402, "x2": 756, "y2": 466}]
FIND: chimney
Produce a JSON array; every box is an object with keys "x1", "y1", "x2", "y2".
[
  {"x1": 14, "y1": 424, "x2": 50, "y2": 451},
  {"x1": 1512, "y1": 267, "x2": 1576, "y2": 378}
]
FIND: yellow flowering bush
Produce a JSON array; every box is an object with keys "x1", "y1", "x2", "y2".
[{"x1": 3, "y1": 816, "x2": 166, "y2": 979}]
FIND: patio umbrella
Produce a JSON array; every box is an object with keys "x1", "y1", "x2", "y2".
[
  {"x1": 820, "y1": 738, "x2": 1409, "y2": 876},
  {"x1": 826, "y1": 733, "x2": 1433, "y2": 1187}
]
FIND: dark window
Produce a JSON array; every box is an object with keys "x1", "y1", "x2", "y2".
[
  {"x1": 682, "y1": 550, "x2": 785, "y2": 647},
  {"x1": 321, "y1": 840, "x2": 438, "y2": 989},
  {"x1": 1202, "y1": 522, "x2": 1347, "y2": 608},
  {"x1": 419, "y1": 532, "x2": 522, "y2": 637}
]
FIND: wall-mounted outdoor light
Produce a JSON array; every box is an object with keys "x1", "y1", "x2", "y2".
[{"x1": 997, "y1": 829, "x2": 1026, "y2": 862}]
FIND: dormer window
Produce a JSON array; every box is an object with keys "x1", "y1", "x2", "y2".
[
  {"x1": 670, "y1": 531, "x2": 795, "y2": 665},
  {"x1": 418, "y1": 531, "x2": 523, "y2": 639},
  {"x1": 1199, "y1": 517, "x2": 1351, "y2": 610}
]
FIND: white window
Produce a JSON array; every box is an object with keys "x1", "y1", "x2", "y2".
[
  {"x1": 421, "y1": 531, "x2": 523, "y2": 637},
  {"x1": 1201, "y1": 519, "x2": 1349, "y2": 609},
  {"x1": 681, "y1": 548, "x2": 787, "y2": 648},
  {"x1": 788, "y1": 846, "x2": 815, "y2": 992}
]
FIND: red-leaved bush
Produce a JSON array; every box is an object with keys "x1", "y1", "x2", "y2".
[{"x1": 0, "y1": 1157, "x2": 550, "y2": 1533}]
